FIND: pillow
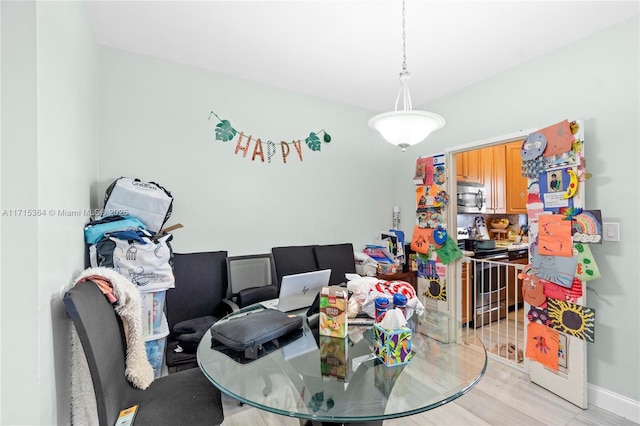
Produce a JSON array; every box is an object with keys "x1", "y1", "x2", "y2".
[
  {"x1": 173, "y1": 315, "x2": 217, "y2": 353},
  {"x1": 236, "y1": 285, "x2": 278, "y2": 308}
]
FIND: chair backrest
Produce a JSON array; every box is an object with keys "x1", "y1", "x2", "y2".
[
  {"x1": 313, "y1": 243, "x2": 356, "y2": 286},
  {"x1": 271, "y1": 245, "x2": 318, "y2": 287},
  {"x1": 226, "y1": 253, "x2": 277, "y2": 297},
  {"x1": 64, "y1": 281, "x2": 130, "y2": 426},
  {"x1": 226, "y1": 253, "x2": 278, "y2": 308},
  {"x1": 166, "y1": 251, "x2": 228, "y2": 333}
]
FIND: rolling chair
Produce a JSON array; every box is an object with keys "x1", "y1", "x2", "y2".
[
  {"x1": 64, "y1": 280, "x2": 224, "y2": 426},
  {"x1": 225, "y1": 253, "x2": 278, "y2": 310}
]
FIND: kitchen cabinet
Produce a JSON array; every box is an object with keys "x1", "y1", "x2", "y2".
[
  {"x1": 456, "y1": 150, "x2": 482, "y2": 183},
  {"x1": 480, "y1": 145, "x2": 506, "y2": 213},
  {"x1": 460, "y1": 262, "x2": 472, "y2": 325},
  {"x1": 505, "y1": 140, "x2": 528, "y2": 213}
]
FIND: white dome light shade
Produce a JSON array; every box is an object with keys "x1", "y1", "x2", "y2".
[{"x1": 368, "y1": 110, "x2": 446, "y2": 150}]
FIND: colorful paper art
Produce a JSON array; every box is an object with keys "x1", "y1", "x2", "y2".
[
  {"x1": 411, "y1": 225, "x2": 432, "y2": 255},
  {"x1": 521, "y1": 132, "x2": 547, "y2": 160},
  {"x1": 522, "y1": 275, "x2": 547, "y2": 307},
  {"x1": 526, "y1": 322, "x2": 559, "y2": 371},
  {"x1": 413, "y1": 157, "x2": 430, "y2": 185},
  {"x1": 557, "y1": 333, "x2": 568, "y2": 371},
  {"x1": 575, "y1": 243, "x2": 601, "y2": 281},
  {"x1": 544, "y1": 277, "x2": 583, "y2": 303},
  {"x1": 534, "y1": 252, "x2": 579, "y2": 288},
  {"x1": 539, "y1": 169, "x2": 574, "y2": 212},
  {"x1": 416, "y1": 207, "x2": 444, "y2": 229},
  {"x1": 538, "y1": 119, "x2": 575, "y2": 158},
  {"x1": 434, "y1": 235, "x2": 463, "y2": 265},
  {"x1": 538, "y1": 215, "x2": 573, "y2": 257},
  {"x1": 422, "y1": 276, "x2": 447, "y2": 301},
  {"x1": 521, "y1": 133, "x2": 547, "y2": 178},
  {"x1": 527, "y1": 306, "x2": 551, "y2": 326},
  {"x1": 572, "y1": 210, "x2": 602, "y2": 244},
  {"x1": 547, "y1": 298, "x2": 596, "y2": 343},
  {"x1": 416, "y1": 185, "x2": 437, "y2": 208}
]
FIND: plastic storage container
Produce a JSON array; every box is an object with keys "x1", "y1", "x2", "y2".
[
  {"x1": 140, "y1": 289, "x2": 166, "y2": 337},
  {"x1": 144, "y1": 313, "x2": 169, "y2": 379}
]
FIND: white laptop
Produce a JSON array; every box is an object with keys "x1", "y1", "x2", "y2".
[{"x1": 261, "y1": 269, "x2": 331, "y2": 312}]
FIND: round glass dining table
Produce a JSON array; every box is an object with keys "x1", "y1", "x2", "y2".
[{"x1": 198, "y1": 305, "x2": 487, "y2": 425}]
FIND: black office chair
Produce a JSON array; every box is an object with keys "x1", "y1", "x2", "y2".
[
  {"x1": 313, "y1": 243, "x2": 357, "y2": 286},
  {"x1": 271, "y1": 245, "x2": 318, "y2": 287},
  {"x1": 165, "y1": 251, "x2": 231, "y2": 372},
  {"x1": 64, "y1": 281, "x2": 224, "y2": 426},
  {"x1": 226, "y1": 253, "x2": 278, "y2": 309}
]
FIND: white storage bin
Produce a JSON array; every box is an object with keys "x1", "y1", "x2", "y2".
[{"x1": 145, "y1": 313, "x2": 169, "y2": 379}]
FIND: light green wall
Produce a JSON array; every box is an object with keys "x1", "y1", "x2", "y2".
[
  {"x1": 396, "y1": 16, "x2": 639, "y2": 401},
  {"x1": 97, "y1": 47, "x2": 402, "y2": 256},
  {"x1": 0, "y1": 1, "x2": 99, "y2": 424}
]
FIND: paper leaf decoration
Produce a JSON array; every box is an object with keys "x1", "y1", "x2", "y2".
[
  {"x1": 215, "y1": 119, "x2": 237, "y2": 142},
  {"x1": 305, "y1": 132, "x2": 322, "y2": 151}
]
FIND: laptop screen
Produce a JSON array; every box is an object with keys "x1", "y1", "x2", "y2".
[{"x1": 276, "y1": 269, "x2": 331, "y2": 312}]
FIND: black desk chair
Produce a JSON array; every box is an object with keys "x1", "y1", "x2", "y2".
[
  {"x1": 313, "y1": 243, "x2": 356, "y2": 286},
  {"x1": 226, "y1": 253, "x2": 278, "y2": 309},
  {"x1": 271, "y1": 245, "x2": 318, "y2": 287},
  {"x1": 64, "y1": 281, "x2": 224, "y2": 426},
  {"x1": 165, "y1": 251, "x2": 230, "y2": 372}
]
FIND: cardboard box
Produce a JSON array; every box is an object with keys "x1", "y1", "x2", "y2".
[
  {"x1": 319, "y1": 286, "x2": 348, "y2": 338},
  {"x1": 373, "y1": 324, "x2": 412, "y2": 367},
  {"x1": 320, "y1": 335, "x2": 348, "y2": 381}
]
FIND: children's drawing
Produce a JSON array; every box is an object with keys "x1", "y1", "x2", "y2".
[
  {"x1": 571, "y1": 210, "x2": 602, "y2": 244},
  {"x1": 547, "y1": 298, "x2": 596, "y2": 343}
]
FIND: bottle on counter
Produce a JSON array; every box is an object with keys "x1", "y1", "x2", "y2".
[
  {"x1": 374, "y1": 297, "x2": 389, "y2": 322},
  {"x1": 392, "y1": 293, "x2": 407, "y2": 318}
]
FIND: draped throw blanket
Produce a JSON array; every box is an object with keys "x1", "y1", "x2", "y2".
[{"x1": 70, "y1": 267, "x2": 154, "y2": 425}]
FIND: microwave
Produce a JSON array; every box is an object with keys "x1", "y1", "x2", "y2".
[{"x1": 457, "y1": 182, "x2": 486, "y2": 213}]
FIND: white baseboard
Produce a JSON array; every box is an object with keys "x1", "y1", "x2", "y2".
[{"x1": 588, "y1": 383, "x2": 640, "y2": 424}]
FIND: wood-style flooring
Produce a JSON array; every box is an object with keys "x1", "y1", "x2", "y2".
[{"x1": 219, "y1": 355, "x2": 635, "y2": 426}]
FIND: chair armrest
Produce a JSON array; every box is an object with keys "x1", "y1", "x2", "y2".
[{"x1": 221, "y1": 298, "x2": 240, "y2": 313}]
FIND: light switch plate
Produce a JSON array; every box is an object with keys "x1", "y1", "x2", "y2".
[{"x1": 602, "y1": 222, "x2": 620, "y2": 242}]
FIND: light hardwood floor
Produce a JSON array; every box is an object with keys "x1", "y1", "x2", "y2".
[
  {"x1": 219, "y1": 357, "x2": 636, "y2": 426},
  {"x1": 463, "y1": 307, "x2": 527, "y2": 366}
]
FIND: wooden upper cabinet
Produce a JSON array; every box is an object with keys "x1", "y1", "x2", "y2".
[
  {"x1": 480, "y1": 145, "x2": 506, "y2": 214},
  {"x1": 506, "y1": 140, "x2": 528, "y2": 213},
  {"x1": 456, "y1": 150, "x2": 482, "y2": 183}
]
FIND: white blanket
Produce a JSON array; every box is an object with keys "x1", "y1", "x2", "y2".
[{"x1": 70, "y1": 267, "x2": 154, "y2": 425}]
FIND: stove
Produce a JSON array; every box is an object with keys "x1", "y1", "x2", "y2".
[{"x1": 472, "y1": 246, "x2": 508, "y2": 260}]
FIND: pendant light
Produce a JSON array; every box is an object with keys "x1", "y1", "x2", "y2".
[{"x1": 368, "y1": 0, "x2": 445, "y2": 151}]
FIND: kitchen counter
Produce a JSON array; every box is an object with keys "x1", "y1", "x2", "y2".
[{"x1": 505, "y1": 242, "x2": 529, "y2": 251}]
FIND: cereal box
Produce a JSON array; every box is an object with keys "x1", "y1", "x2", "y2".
[{"x1": 319, "y1": 286, "x2": 348, "y2": 338}]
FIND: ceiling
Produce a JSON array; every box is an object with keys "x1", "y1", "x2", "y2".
[{"x1": 87, "y1": 1, "x2": 639, "y2": 112}]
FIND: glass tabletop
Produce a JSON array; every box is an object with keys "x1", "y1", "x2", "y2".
[{"x1": 197, "y1": 305, "x2": 487, "y2": 424}]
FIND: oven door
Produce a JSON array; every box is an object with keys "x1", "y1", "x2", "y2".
[{"x1": 473, "y1": 261, "x2": 507, "y2": 326}]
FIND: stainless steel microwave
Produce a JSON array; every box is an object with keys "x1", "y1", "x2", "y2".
[{"x1": 457, "y1": 182, "x2": 486, "y2": 213}]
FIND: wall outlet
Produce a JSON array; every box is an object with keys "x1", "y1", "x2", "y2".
[{"x1": 602, "y1": 222, "x2": 620, "y2": 242}]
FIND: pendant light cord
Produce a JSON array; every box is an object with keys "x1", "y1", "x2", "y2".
[{"x1": 401, "y1": 0, "x2": 407, "y2": 73}]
